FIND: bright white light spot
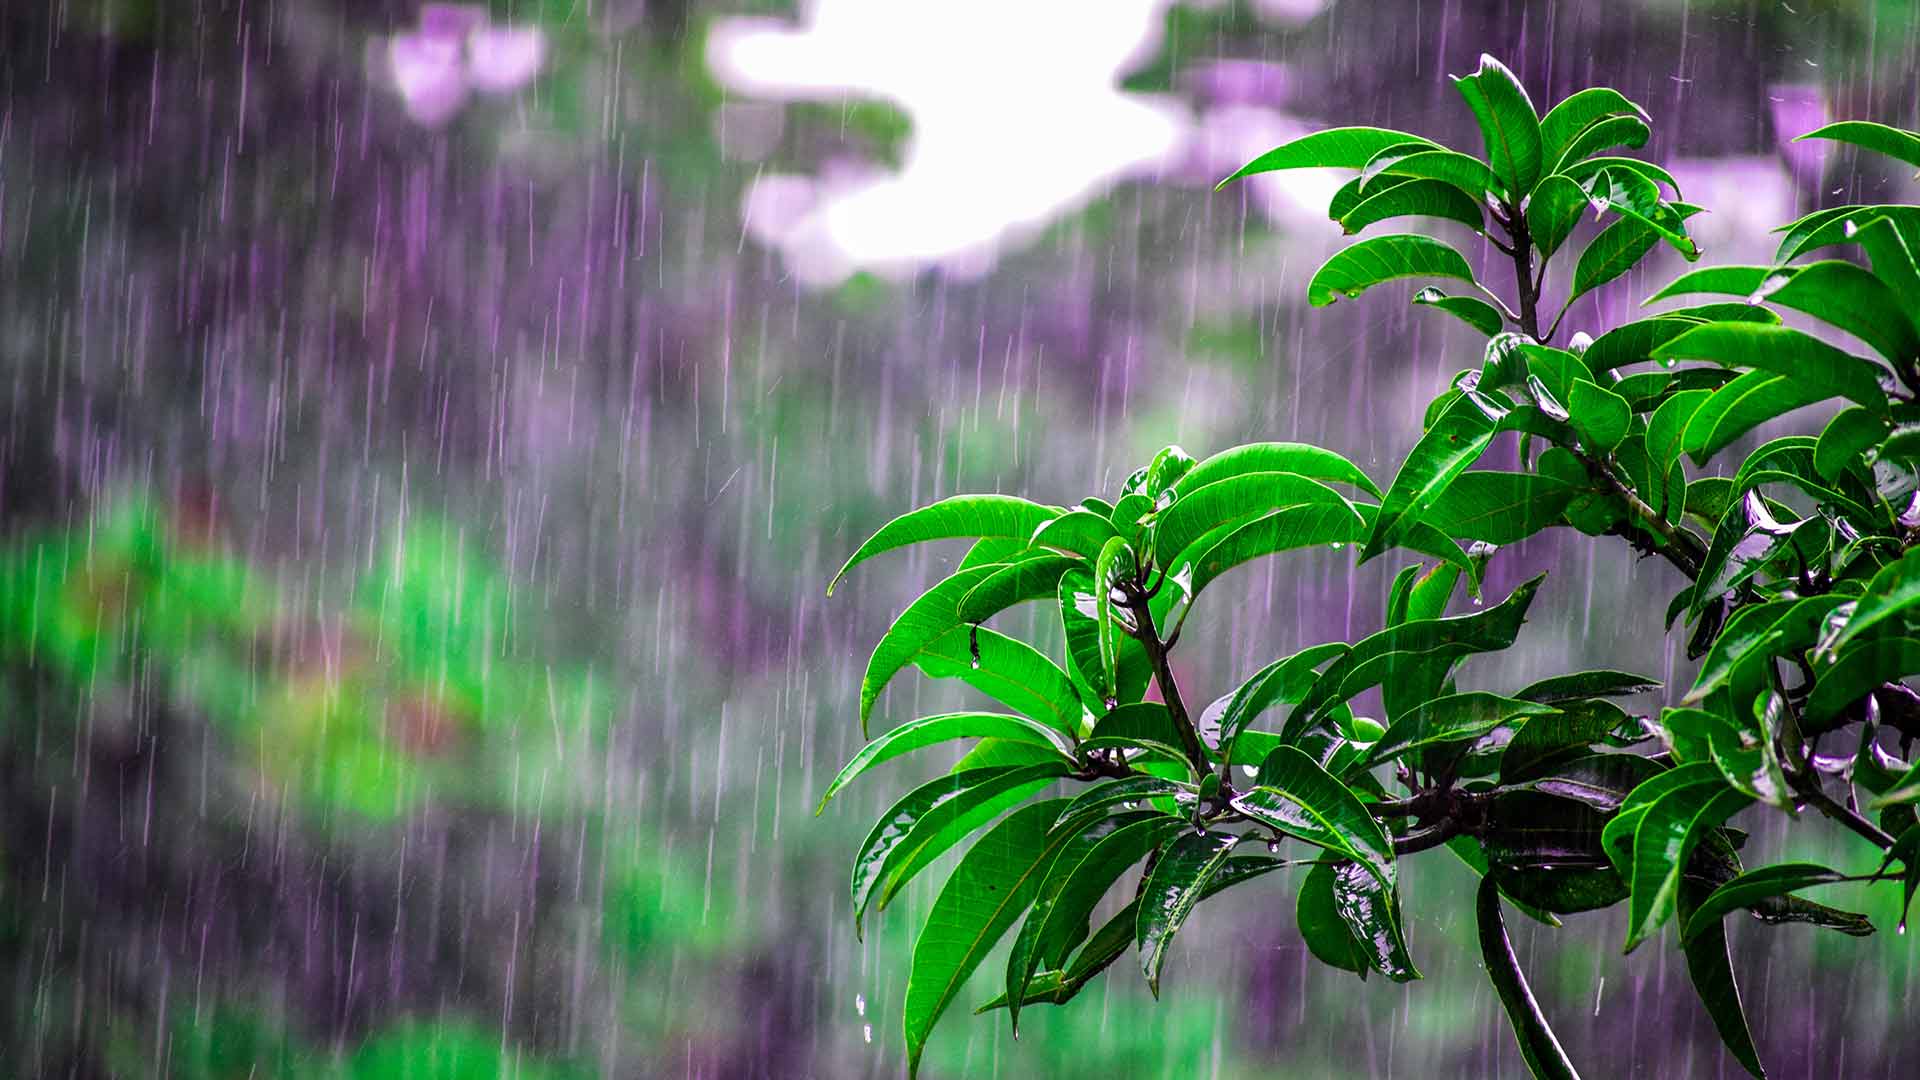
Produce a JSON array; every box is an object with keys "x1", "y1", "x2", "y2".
[{"x1": 709, "y1": 1, "x2": 1189, "y2": 285}]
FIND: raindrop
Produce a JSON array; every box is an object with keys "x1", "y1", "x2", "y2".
[
  {"x1": 1266, "y1": 840, "x2": 1281, "y2": 855},
  {"x1": 863, "y1": 1023, "x2": 874, "y2": 1044},
  {"x1": 856, "y1": 993, "x2": 866, "y2": 1017}
]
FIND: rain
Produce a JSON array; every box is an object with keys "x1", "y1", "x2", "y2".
[{"x1": 1, "y1": 1, "x2": 1917, "y2": 1077}]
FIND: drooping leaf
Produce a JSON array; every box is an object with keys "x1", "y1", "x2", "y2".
[
  {"x1": 1229, "y1": 746, "x2": 1396, "y2": 888},
  {"x1": 1567, "y1": 379, "x2": 1632, "y2": 452},
  {"x1": 830, "y1": 495, "x2": 1061, "y2": 595},
  {"x1": 1216, "y1": 127, "x2": 1441, "y2": 188},
  {"x1": 818, "y1": 712, "x2": 1071, "y2": 812},
  {"x1": 955, "y1": 554, "x2": 1083, "y2": 625},
  {"x1": 1750, "y1": 260, "x2": 1920, "y2": 365},
  {"x1": 1451, "y1": 53, "x2": 1543, "y2": 197},
  {"x1": 1054, "y1": 775, "x2": 1192, "y2": 836},
  {"x1": 1619, "y1": 767, "x2": 1752, "y2": 952},
  {"x1": 1174, "y1": 442, "x2": 1382, "y2": 500},
  {"x1": 1688, "y1": 490, "x2": 1812, "y2": 619},
  {"x1": 1676, "y1": 878, "x2": 1769, "y2": 1080},
  {"x1": 1211, "y1": 642, "x2": 1352, "y2": 760},
  {"x1": 1568, "y1": 201, "x2": 1705, "y2": 305},
  {"x1": 1484, "y1": 791, "x2": 1631, "y2": 914},
  {"x1": 1681, "y1": 862, "x2": 1852, "y2": 943},
  {"x1": 1361, "y1": 394, "x2": 1496, "y2": 563},
  {"x1": 870, "y1": 762, "x2": 1073, "y2": 917},
  {"x1": 1814, "y1": 406, "x2": 1890, "y2": 483},
  {"x1": 1560, "y1": 154, "x2": 1679, "y2": 197},
  {"x1": 1059, "y1": 568, "x2": 1150, "y2": 709},
  {"x1": 903, "y1": 798, "x2": 1088, "y2": 1076},
  {"x1": 1287, "y1": 573, "x2": 1545, "y2": 739},
  {"x1": 1329, "y1": 860, "x2": 1420, "y2": 980},
  {"x1": 1305, "y1": 234, "x2": 1477, "y2": 307},
  {"x1": 1152, "y1": 472, "x2": 1355, "y2": 570},
  {"x1": 1413, "y1": 287, "x2": 1505, "y2": 336},
  {"x1": 1093, "y1": 537, "x2": 1135, "y2": 695},
  {"x1": 1006, "y1": 813, "x2": 1181, "y2": 1032},
  {"x1": 1339, "y1": 178, "x2": 1485, "y2": 234},
  {"x1": 916, "y1": 625, "x2": 1086, "y2": 738},
  {"x1": 1361, "y1": 147, "x2": 1502, "y2": 198},
  {"x1": 862, "y1": 566, "x2": 1000, "y2": 734},
  {"x1": 1852, "y1": 213, "x2": 1920, "y2": 304},
  {"x1": 1298, "y1": 859, "x2": 1373, "y2": 976},
  {"x1": 1173, "y1": 503, "x2": 1372, "y2": 605},
  {"x1": 1795, "y1": 120, "x2": 1920, "y2": 171},
  {"x1": 1137, "y1": 830, "x2": 1241, "y2": 994},
  {"x1": 1477, "y1": 878, "x2": 1583, "y2": 1080},
  {"x1": 1585, "y1": 168, "x2": 1698, "y2": 258}
]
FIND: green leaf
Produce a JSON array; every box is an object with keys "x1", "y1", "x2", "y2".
[
  {"x1": 852, "y1": 765, "x2": 1066, "y2": 935},
  {"x1": 1359, "y1": 692, "x2": 1559, "y2": 772},
  {"x1": 1210, "y1": 642, "x2": 1351, "y2": 760},
  {"x1": 1681, "y1": 862, "x2": 1851, "y2": 944},
  {"x1": 1055, "y1": 775, "x2": 1191, "y2": 834},
  {"x1": 1751, "y1": 259, "x2": 1920, "y2": 365},
  {"x1": 862, "y1": 566, "x2": 997, "y2": 734},
  {"x1": 1560, "y1": 155, "x2": 1679, "y2": 197},
  {"x1": 1794, "y1": 120, "x2": 1920, "y2": 170},
  {"x1": 1689, "y1": 491, "x2": 1812, "y2": 619},
  {"x1": 1516, "y1": 670, "x2": 1661, "y2": 703},
  {"x1": 1525, "y1": 174, "x2": 1589, "y2": 259},
  {"x1": 1328, "y1": 173, "x2": 1412, "y2": 222},
  {"x1": 959, "y1": 537, "x2": 1029, "y2": 570},
  {"x1": 1330, "y1": 860, "x2": 1421, "y2": 980},
  {"x1": 1452, "y1": 54, "x2": 1543, "y2": 197},
  {"x1": 1683, "y1": 596, "x2": 1840, "y2": 703},
  {"x1": 1361, "y1": 147, "x2": 1501, "y2": 198},
  {"x1": 1807, "y1": 637, "x2": 1920, "y2": 725},
  {"x1": 1655, "y1": 322, "x2": 1889, "y2": 411},
  {"x1": 1569, "y1": 201, "x2": 1705, "y2": 305},
  {"x1": 1646, "y1": 389, "x2": 1712, "y2": 474},
  {"x1": 876, "y1": 760, "x2": 1073, "y2": 915},
  {"x1": 1422, "y1": 471, "x2": 1573, "y2": 544},
  {"x1": 1826, "y1": 546, "x2": 1920, "y2": 656},
  {"x1": 1505, "y1": 749, "x2": 1668, "y2": 810},
  {"x1": 1006, "y1": 813, "x2": 1180, "y2": 1032},
  {"x1": 1772, "y1": 204, "x2": 1920, "y2": 265},
  {"x1": 1093, "y1": 537, "x2": 1135, "y2": 694},
  {"x1": 1174, "y1": 442, "x2": 1382, "y2": 500},
  {"x1": 1059, "y1": 568, "x2": 1149, "y2": 709},
  {"x1": 830, "y1": 495, "x2": 1061, "y2": 594},
  {"x1": 955, "y1": 554, "x2": 1083, "y2": 624},
  {"x1": 1142, "y1": 445, "x2": 1197, "y2": 496},
  {"x1": 1305, "y1": 234, "x2": 1477, "y2": 307},
  {"x1": 904, "y1": 798, "x2": 1087, "y2": 1075},
  {"x1": 1676, "y1": 879, "x2": 1769, "y2": 1080},
  {"x1": 1681, "y1": 370, "x2": 1832, "y2": 466},
  {"x1": 1230, "y1": 746, "x2": 1396, "y2": 888},
  {"x1": 1413, "y1": 287, "x2": 1505, "y2": 336},
  {"x1": 818, "y1": 713, "x2": 1071, "y2": 812},
  {"x1": 1568, "y1": 379, "x2": 1632, "y2": 452},
  {"x1": 1484, "y1": 791, "x2": 1631, "y2": 914},
  {"x1": 1814, "y1": 405, "x2": 1890, "y2": 482},
  {"x1": 1298, "y1": 860, "x2": 1373, "y2": 976},
  {"x1": 1539, "y1": 87, "x2": 1648, "y2": 172},
  {"x1": 1447, "y1": 836, "x2": 1564, "y2": 927},
  {"x1": 1338, "y1": 178, "x2": 1484, "y2": 234},
  {"x1": 915, "y1": 625, "x2": 1086, "y2": 738},
  {"x1": 1852, "y1": 213, "x2": 1920, "y2": 304},
  {"x1": 1586, "y1": 168, "x2": 1698, "y2": 258},
  {"x1": 1287, "y1": 574, "x2": 1545, "y2": 739},
  {"x1": 1136, "y1": 830, "x2": 1240, "y2": 994},
  {"x1": 1216, "y1": 126, "x2": 1440, "y2": 188},
  {"x1": 1152, "y1": 472, "x2": 1355, "y2": 570},
  {"x1": 1083, "y1": 702, "x2": 1196, "y2": 775},
  {"x1": 1172, "y1": 503, "x2": 1372, "y2": 605},
  {"x1": 1581, "y1": 315, "x2": 1728, "y2": 376},
  {"x1": 1619, "y1": 767, "x2": 1752, "y2": 952},
  {"x1": 1361, "y1": 393, "x2": 1496, "y2": 562},
  {"x1": 1477, "y1": 878, "x2": 1583, "y2": 1080},
  {"x1": 1030, "y1": 509, "x2": 1120, "y2": 558},
  {"x1": 1553, "y1": 116, "x2": 1652, "y2": 175}
]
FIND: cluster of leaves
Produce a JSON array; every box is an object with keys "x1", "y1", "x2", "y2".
[{"x1": 825, "y1": 55, "x2": 1920, "y2": 1079}]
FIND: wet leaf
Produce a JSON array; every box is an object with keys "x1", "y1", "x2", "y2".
[
  {"x1": 1305, "y1": 234, "x2": 1477, "y2": 307},
  {"x1": 1298, "y1": 859, "x2": 1373, "y2": 977},
  {"x1": 1338, "y1": 178, "x2": 1484, "y2": 234},
  {"x1": 1525, "y1": 174, "x2": 1588, "y2": 259},
  {"x1": 1539, "y1": 86, "x2": 1648, "y2": 171},
  {"x1": 955, "y1": 554, "x2": 1082, "y2": 624},
  {"x1": 1358, "y1": 692, "x2": 1558, "y2": 772},
  {"x1": 829, "y1": 495, "x2": 1061, "y2": 595},
  {"x1": 1029, "y1": 509, "x2": 1120, "y2": 559},
  {"x1": 1216, "y1": 126, "x2": 1440, "y2": 188},
  {"x1": 916, "y1": 625, "x2": 1086, "y2": 738},
  {"x1": 1413, "y1": 286, "x2": 1505, "y2": 336},
  {"x1": 1750, "y1": 260, "x2": 1920, "y2": 364},
  {"x1": 1611, "y1": 765, "x2": 1752, "y2": 952},
  {"x1": 903, "y1": 799, "x2": 1087, "y2": 1076},
  {"x1": 1567, "y1": 379, "x2": 1632, "y2": 453},
  {"x1": 1422, "y1": 471, "x2": 1573, "y2": 544},
  {"x1": 1152, "y1": 472, "x2": 1356, "y2": 571},
  {"x1": 1230, "y1": 746, "x2": 1395, "y2": 888},
  {"x1": 817, "y1": 712, "x2": 1071, "y2": 813},
  {"x1": 1452, "y1": 53, "x2": 1542, "y2": 197},
  {"x1": 1136, "y1": 830, "x2": 1240, "y2": 995},
  {"x1": 1517, "y1": 670, "x2": 1661, "y2": 704},
  {"x1": 1795, "y1": 120, "x2": 1920, "y2": 170},
  {"x1": 1681, "y1": 369, "x2": 1831, "y2": 466},
  {"x1": 1361, "y1": 393, "x2": 1496, "y2": 563},
  {"x1": 1477, "y1": 878, "x2": 1583, "y2": 1080},
  {"x1": 1084, "y1": 702, "x2": 1197, "y2": 775},
  {"x1": 1826, "y1": 545, "x2": 1920, "y2": 656},
  {"x1": 1211, "y1": 642, "x2": 1351, "y2": 761},
  {"x1": 1681, "y1": 862, "x2": 1851, "y2": 944},
  {"x1": 1330, "y1": 860, "x2": 1420, "y2": 980},
  {"x1": 1677, "y1": 880, "x2": 1768, "y2": 1079},
  {"x1": 1174, "y1": 442, "x2": 1382, "y2": 500},
  {"x1": 1653, "y1": 322, "x2": 1890, "y2": 412}
]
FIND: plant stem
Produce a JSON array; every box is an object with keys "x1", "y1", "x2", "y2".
[{"x1": 1122, "y1": 587, "x2": 1209, "y2": 779}]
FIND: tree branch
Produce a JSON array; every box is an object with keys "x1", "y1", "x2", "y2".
[{"x1": 1121, "y1": 585, "x2": 1209, "y2": 778}]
